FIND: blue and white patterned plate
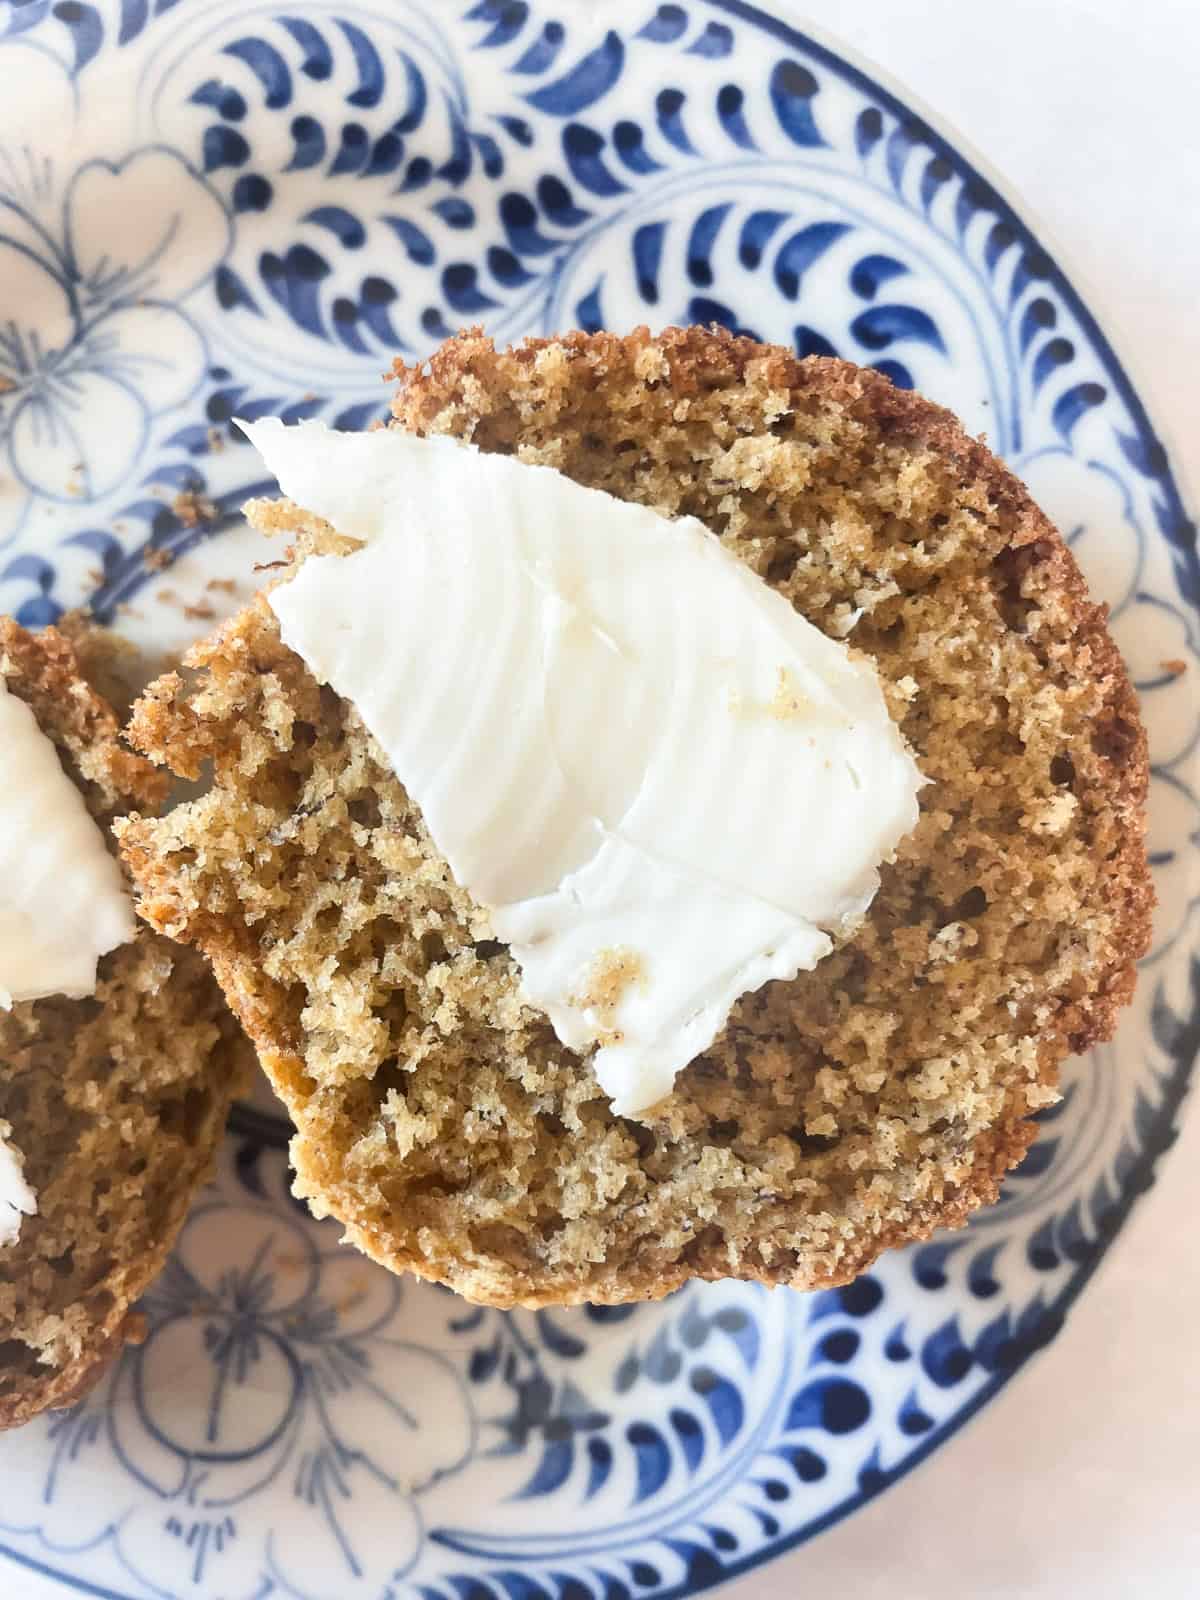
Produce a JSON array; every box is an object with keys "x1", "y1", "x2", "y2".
[{"x1": 0, "y1": 4, "x2": 1195, "y2": 1597}]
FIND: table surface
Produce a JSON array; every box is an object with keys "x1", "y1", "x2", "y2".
[{"x1": 734, "y1": 3, "x2": 1200, "y2": 1597}]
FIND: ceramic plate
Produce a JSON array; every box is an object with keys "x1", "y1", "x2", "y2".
[{"x1": 0, "y1": 4, "x2": 1195, "y2": 1597}]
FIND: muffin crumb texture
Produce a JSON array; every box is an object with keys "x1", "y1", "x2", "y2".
[
  {"x1": 0, "y1": 620, "x2": 244, "y2": 1427},
  {"x1": 120, "y1": 328, "x2": 1151, "y2": 1307}
]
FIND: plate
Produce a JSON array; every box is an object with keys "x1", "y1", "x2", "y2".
[{"x1": 0, "y1": 4, "x2": 1195, "y2": 1597}]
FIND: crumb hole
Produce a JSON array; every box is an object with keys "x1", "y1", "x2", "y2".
[
  {"x1": 707, "y1": 1118, "x2": 741, "y2": 1148},
  {"x1": 765, "y1": 547, "x2": 799, "y2": 586},
  {"x1": 787, "y1": 1127, "x2": 839, "y2": 1156},
  {"x1": 373, "y1": 1059, "x2": 408, "y2": 1105},
  {"x1": 955, "y1": 886, "x2": 988, "y2": 919},
  {"x1": 619, "y1": 1118, "x2": 657, "y2": 1159},
  {"x1": 348, "y1": 794, "x2": 381, "y2": 828},
  {"x1": 1050, "y1": 753, "x2": 1076, "y2": 786}
]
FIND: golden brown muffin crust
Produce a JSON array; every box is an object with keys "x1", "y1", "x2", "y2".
[
  {"x1": 120, "y1": 327, "x2": 1152, "y2": 1307},
  {"x1": 0, "y1": 620, "x2": 244, "y2": 1429}
]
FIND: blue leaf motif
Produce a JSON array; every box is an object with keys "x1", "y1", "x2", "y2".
[
  {"x1": 687, "y1": 203, "x2": 732, "y2": 287},
  {"x1": 769, "y1": 59, "x2": 824, "y2": 147},
  {"x1": 214, "y1": 263, "x2": 259, "y2": 314},
  {"x1": 625, "y1": 1422, "x2": 671, "y2": 1501},
  {"x1": 638, "y1": 4, "x2": 688, "y2": 44},
  {"x1": 688, "y1": 22, "x2": 733, "y2": 59},
  {"x1": 1052, "y1": 381, "x2": 1106, "y2": 440},
  {"x1": 513, "y1": 21, "x2": 564, "y2": 75},
  {"x1": 1026, "y1": 1215, "x2": 1060, "y2": 1272},
  {"x1": 279, "y1": 16, "x2": 332, "y2": 80},
  {"x1": 534, "y1": 1311, "x2": 585, "y2": 1360},
  {"x1": 855, "y1": 106, "x2": 884, "y2": 158},
  {"x1": 656, "y1": 87, "x2": 695, "y2": 154},
  {"x1": 898, "y1": 1388, "x2": 934, "y2": 1436},
  {"x1": 613, "y1": 119, "x2": 663, "y2": 175},
  {"x1": 328, "y1": 122, "x2": 369, "y2": 177},
  {"x1": 52, "y1": 0, "x2": 103, "y2": 76},
  {"x1": 223, "y1": 37, "x2": 292, "y2": 110},
  {"x1": 575, "y1": 281, "x2": 604, "y2": 332},
  {"x1": 785, "y1": 1377, "x2": 870, "y2": 1434},
  {"x1": 774, "y1": 221, "x2": 850, "y2": 299},
  {"x1": 688, "y1": 295, "x2": 757, "y2": 339},
  {"x1": 669, "y1": 1408, "x2": 704, "y2": 1473},
  {"x1": 584, "y1": 1434, "x2": 611, "y2": 1498},
  {"x1": 117, "y1": 0, "x2": 147, "y2": 47},
  {"x1": 975, "y1": 1308, "x2": 1016, "y2": 1372},
  {"x1": 190, "y1": 79, "x2": 247, "y2": 122},
  {"x1": 966, "y1": 1241, "x2": 1004, "y2": 1298},
  {"x1": 516, "y1": 1437, "x2": 574, "y2": 1500},
  {"x1": 487, "y1": 246, "x2": 534, "y2": 288},
  {"x1": 442, "y1": 262, "x2": 499, "y2": 314},
  {"x1": 1032, "y1": 335, "x2": 1074, "y2": 394},
  {"x1": 202, "y1": 125, "x2": 250, "y2": 173},
  {"x1": 302, "y1": 205, "x2": 365, "y2": 249},
  {"x1": 338, "y1": 18, "x2": 384, "y2": 108},
  {"x1": 432, "y1": 197, "x2": 476, "y2": 229},
  {"x1": 873, "y1": 358, "x2": 913, "y2": 389},
  {"x1": 284, "y1": 114, "x2": 325, "y2": 171},
  {"x1": 794, "y1": 325, "x2": 839, "y2": 359},
  {"x1": 739, "y1": 209, "x2": 793, "y2": 268},
  {"x1": 633, "y1": 221, "x2": 666, "y2": 302},
  {"x1": 716, "y1": 84, "x2": 758, "y2": 151},
  {"x1": 851, "y1": 303, "x2": 946, "y2": 353},
  {"x1": 259, "y1": 244, "x2": 330, "y2": 338},
  {"x1": 382, "y1": 216, "x2": 435, "y2": 266},
  {"x1": 473, "y1": 1, "x2": 530, "y2": 51},
  {"x1": 525, "y1": 30, "x2": 624, "y2": 117},
  {"x1": 690, "y1": 1368, "x2": 743, "y2": 1445},
  {"x1": 537, "y1": 174, "x2": 589, "y2": 226},
  {"x1": 563, "y1": 124, "x2": 627, "y2": 197},
  {"x1": 920, "y1": 1317, "x2": 973, "y2": 1387},
  {"x1": 232, "y1": 173, "x2": 272, "y2": 213},
  {"x1": 850, "y1": 253, "x2": 910, "y2": 300},
  {"x1": 500, "y1": 193, "x2": 558, "y2": 256},
  {"x1": 714, "y1": 1306, "x2": 759, "y2": 1369}
]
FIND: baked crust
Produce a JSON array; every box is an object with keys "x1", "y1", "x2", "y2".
[
  {"x1": 120, "y1": 328, "x2": 1152, "y2": 1307},
  {"x1": 0, "y1": 620, "x2": 245, "y2": 1428}
]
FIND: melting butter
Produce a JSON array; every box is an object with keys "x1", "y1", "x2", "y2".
[
  {"x1": 245, "y1": 419, "x2": 924, "y2": 1116},
  {"x1": 0, "y1": 678, "x2": 135, "y2": 1011}
]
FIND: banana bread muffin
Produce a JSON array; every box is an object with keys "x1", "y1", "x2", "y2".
[
  {"x1": 119, "y1": 327, "x2": 1152, "y2": 1308},
  {"x1": 0, "y1": 620, "x2": 245, "y2": 1428}
]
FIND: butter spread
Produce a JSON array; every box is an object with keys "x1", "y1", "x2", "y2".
[
  {"x1": 0, "y1": 1123, "x2": 35, "y2": 1248},
  {"x1": 245, "y1": 418, "x2": 924, "y2": 1116},
  {"x1": 0, "y1": 678, "x2": 135, "y2": 1011}
]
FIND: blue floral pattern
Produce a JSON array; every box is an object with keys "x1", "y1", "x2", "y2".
[{"x1": 0, "y1": 3, "x2": 1195, "y2": 1597}]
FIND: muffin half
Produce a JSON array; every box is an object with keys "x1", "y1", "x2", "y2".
[
  {"x1": 119, "y1": 327, "x2": 1151, "y2": 1307},
  {"x1": 0, "y1": 619, "x2": 245, "y2": 1427}
]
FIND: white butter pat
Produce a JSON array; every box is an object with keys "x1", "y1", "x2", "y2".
[
  {"x1": 0, "y1": 1123, "x2": 36, "y2": 1248},
  {"x1": 0, "y1": 678, "x2": 135, "y2": 1010},
  {"x1": 245, "y1": 418, "x2": 924, "y2": 1116}
]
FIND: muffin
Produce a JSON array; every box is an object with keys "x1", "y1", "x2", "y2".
[
  {"x1": 0, "y1": 619, "x2": 245, "y2": 1428},
  {"x1": 118, "y1": 327, "x2": 1152, "y2": 1308}
]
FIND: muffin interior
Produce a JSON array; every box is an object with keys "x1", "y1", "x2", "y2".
[{"x1": 120, "y1": 329, "x2": 1150, "y2": 1306}]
